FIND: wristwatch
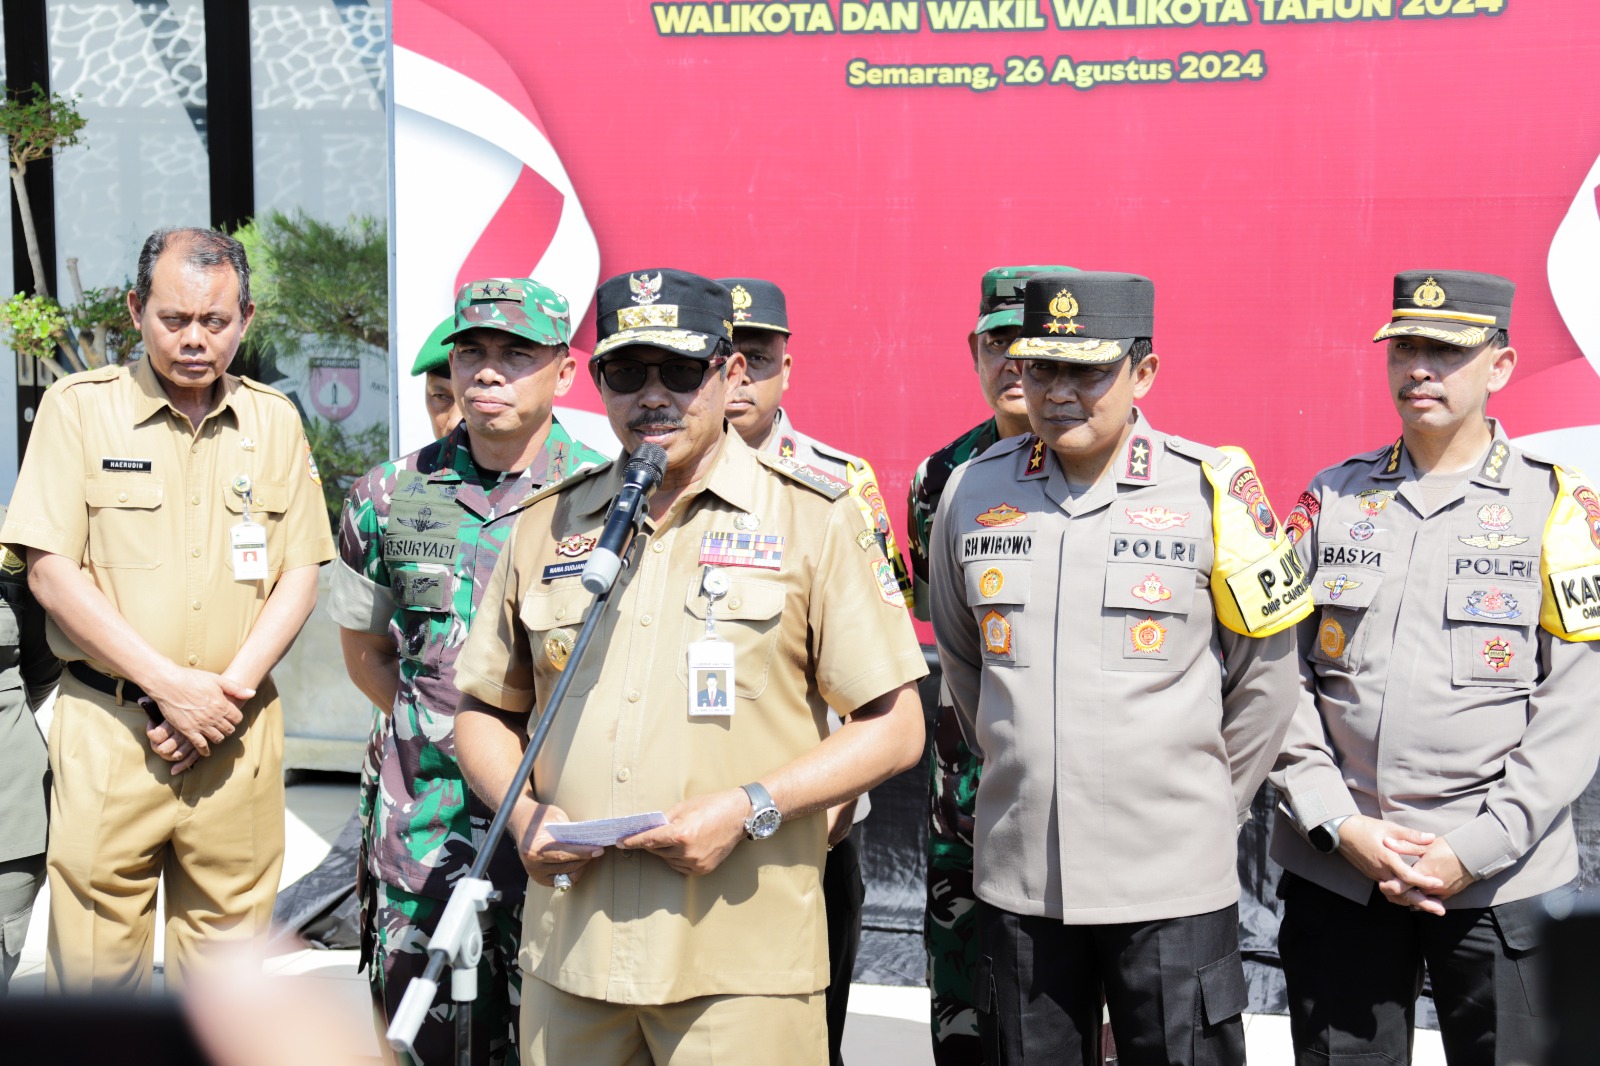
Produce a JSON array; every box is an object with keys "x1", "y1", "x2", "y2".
[
  {"x1": 1308, "y1": 815, "x2": 1351, "y2": 854},
  {"x1": 740, "y1": 782, "x2": 782, "y2": 841}
]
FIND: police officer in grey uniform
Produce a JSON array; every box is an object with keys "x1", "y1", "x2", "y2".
[
  {"x1": 0, "y1": 510, "x2": 62, "y2": 993},
  {"x1": 931, "y1": 272, "x2": 1308, "y2": 1066},
  {"x1": 1270, "y1": 270, "x2": 1600, "y2": 1065}
]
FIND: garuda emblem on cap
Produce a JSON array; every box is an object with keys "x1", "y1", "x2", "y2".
[
  {"x1": 731, "y1": 284, "x2": 752, "y2": 322},
  {"x1": 629, "y1": 272, "x2": 663, "y2": 306},
  {"x1": 1046, "y1": 289, "x2": 1081, "y2": 335},
  {"x1": 1411, "y1": 276, "x2": 1447, "y2": 308}
]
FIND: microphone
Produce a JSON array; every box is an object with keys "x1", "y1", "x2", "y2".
[{"x1": 581, "y1": 444, "x2": 668, "y2": 594}]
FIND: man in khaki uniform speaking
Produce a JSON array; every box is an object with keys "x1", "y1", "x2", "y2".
[
  {"x1": 0, "y1": 227, "x2": 335, "y2": 991},
  {"x1": 930, "y1": 272, "x2": 1308, "y2": 1066},
  {"x1": 1270, "y1": 271, "x2": 1600, "y2": 1065},
  {"x1": 453, "y1": 268, "x2": 928, "y2": 1065}
]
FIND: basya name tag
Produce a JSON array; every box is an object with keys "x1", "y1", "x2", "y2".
[
  {"x1": 699, "y1": 531, "x2": 784, "y2": 570},
  {"x1": 102, "y1": 458, "x2": 152, "y2": 472}
]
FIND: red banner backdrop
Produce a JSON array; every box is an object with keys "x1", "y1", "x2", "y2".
[{"x1": 392, "y1": 0, "x2": 1600, "y2": 558}]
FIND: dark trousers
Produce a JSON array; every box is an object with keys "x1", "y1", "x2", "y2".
[
  {"x1": 824, "y1": 824, "x2": 865, "y2": 1066},
  {"x1": 1278, "y1": 872, "x2": 1552, "y2": 1066},
  {"x1": 975, "y1": 901, "x2": 1247, "y2": 1066}
]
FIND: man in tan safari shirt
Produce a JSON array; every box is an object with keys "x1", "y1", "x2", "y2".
[
  {"x1": 0, "y1": 227, "x2": 335, "y2": 991},
  {"x1": 453, "y1": 268, "x2": 927, "y2": 1065},
  {"x1": 1270, "y1": 270, "x2": 1600, "y2": 1065}
]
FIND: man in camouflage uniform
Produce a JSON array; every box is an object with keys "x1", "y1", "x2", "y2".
[
  {"x1": 907, "y1": 265, "x2": 1072, "y2": 1064},
  {"x1": 719, "y1": 275, "x2": 912, "y2": 1066},
  {"x1": 331, "y1": 278, "x2": 608, "y2": 1065}
]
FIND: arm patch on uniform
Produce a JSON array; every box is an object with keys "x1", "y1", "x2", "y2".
[
  {"x1": 1548, "y1": 563, "x2": 1600, "y2": 637},
  {"x1": 1223, "y1": 539, "x2": 1314, "y2": 636}
]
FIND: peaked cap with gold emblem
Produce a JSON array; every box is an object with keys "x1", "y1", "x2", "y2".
[
  {"x1": 1373, "y1": 269, "x2": 1513, "y2": 348},
  {"x1": 594, "y1": 268, "x2": 734, "y2": 360},
  {"x1": 717, "y1": 277, "x2": 790, "y2": 335},
  {"x1": 443, "y1": 277, "x2": 573, "y2": 348},
  {"x1": 1008, "y1": 271, "x2": 1153, "y2": 364}
]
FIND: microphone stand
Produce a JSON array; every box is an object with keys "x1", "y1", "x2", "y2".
[{"x1": 386, "y1": 544, "x2": 633, "y2": 1062}]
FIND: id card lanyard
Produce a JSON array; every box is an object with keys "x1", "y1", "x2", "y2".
[
  {"x1": 231, "y1": 474, "x2": 269, "y2": 582},
  {"x1": 688, "y1": 566, "x2": 734, "y2": 716}
]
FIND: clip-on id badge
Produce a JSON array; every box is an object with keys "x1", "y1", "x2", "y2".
[
  {"x1": 689, "y1": 567, "x2": 734, "y2": 717},
  {"x1": 230, "y1": 475, "x2": 269, "y2": 582}
]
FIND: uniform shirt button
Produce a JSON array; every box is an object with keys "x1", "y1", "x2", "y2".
[
  {"x1": 729, "y1": 598, "x2": 742, "y2": 610},
  {"x1": 191, "y1": 547, "x2": 201, "y2": 558},
  {"x1": 191, "y1": 495, "x2": 200, "y2": 506},
  {"x1": 640, "y1": 614, "x2": 652, "y2": 627},
  {"x1": 117, "y1": 492, "x2": 128, "y2": 502},
  {"x1": 191, "y1": 600, "x2": 202, "y2": 611},
  {"x1": 652, "y1": 541, "x2": 664, "y2": 553},
  {"x1": 616, "y1": 768, "x2": 631, "y2": 782},
  {"x1": 554, "y1": 607, "x2": 565, "y2": 619},
  {"x1": 186, "y1": 654, "x2": 198, "y2": 665},
  {"x1": 627, "y1": 690, "x2": 641, "y2": 703}
]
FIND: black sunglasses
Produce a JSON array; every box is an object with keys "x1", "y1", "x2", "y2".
[{"x1": 597, "y1": 355, "x2": 726, "y2": 394}]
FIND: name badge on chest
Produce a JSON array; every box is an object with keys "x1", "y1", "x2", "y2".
[
  {"x1": 688, "y1": 567, "x2": 735, "y2": 716},
  {"x1": 230, "y1": 475, "x2": 268, "y2": 581}
]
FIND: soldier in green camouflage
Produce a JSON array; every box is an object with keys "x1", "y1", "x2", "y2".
[
  {"x1": 907, "y1": 265, "x2": 1073, "y2": 1065},
  {"x1": 331, "y1": 278, "x2": 609, "y2": 1065}
]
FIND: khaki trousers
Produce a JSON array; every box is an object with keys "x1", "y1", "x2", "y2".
[
  {"x1": 45, "y1": 671, "x2": 285, "y2": 992},
  {"x1": 522, "y1": 975, "x2": 827, "y2": 1066}
]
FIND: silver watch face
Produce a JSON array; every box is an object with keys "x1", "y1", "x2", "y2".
[{"x1": 748, "y1": 807, "x2": 781, "y2": 839}]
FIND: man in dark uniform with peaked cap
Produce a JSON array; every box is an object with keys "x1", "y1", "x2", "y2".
[
  {"x1": 1271, "y1": 270, "x2": 1600, "y2": 1066},
  {"x1": 932, "y1": 271, "x2": 1308, "y2": 1066}
]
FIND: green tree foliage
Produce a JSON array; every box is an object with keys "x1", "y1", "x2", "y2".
[
  {"x1": 238, "y1": 211, "x2": 391, "y2": 529},
  {"x1": 235, "y1": 210, "x2": 388, "y2": 363}
]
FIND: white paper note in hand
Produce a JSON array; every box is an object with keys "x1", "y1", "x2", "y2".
[{"x1": 546, "y1": 812, "x2": 669, "y2": 848}]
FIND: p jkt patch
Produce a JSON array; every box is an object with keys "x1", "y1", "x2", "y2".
[{"x1": 1548, "y1": 563, "x2": 1600, "y2": 637}]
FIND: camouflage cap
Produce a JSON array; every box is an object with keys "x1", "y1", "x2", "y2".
[
  {"x1": 442, "y1": 277, "x2": 572, "y2": 348},
  {"x1": 593, "y1": 269, "x2": 733, "y2": 360},
  {"x1": 976, "y1": 264, "x2": 1076, "y2": 334},
  {"x1": 1373, "y1": 270, "x2": 1513, "y2": 348},
  {"x1": 410, "y1": 315, "x2": 456, "y2": 377},
  {"x1": 1009, "y1": 272, "x2": 1153, "y2": 364},
  {"x1": 717, "y1": 277, "x2": 790, "y2": 335}
]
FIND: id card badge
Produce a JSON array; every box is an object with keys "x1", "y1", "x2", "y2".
[
  {"x1": 231, "y1": 520, "x2": 269, "y2": 581},
  {"x1": 688, "y1": 638, "x2": 735, "y2": 717}
]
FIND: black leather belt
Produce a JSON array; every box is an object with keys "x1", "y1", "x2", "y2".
[{"x1": 67, "y1": 660, "x2": 151, "y2": 707}]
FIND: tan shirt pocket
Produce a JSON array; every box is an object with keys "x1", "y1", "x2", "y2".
[{"x1": 85, "y1": 476, "x2": 165, "y2": 569}]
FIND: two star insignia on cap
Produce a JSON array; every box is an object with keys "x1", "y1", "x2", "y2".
[{"x1": 1045, "y1": 288, "x2": 1082, "y2": 335}]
